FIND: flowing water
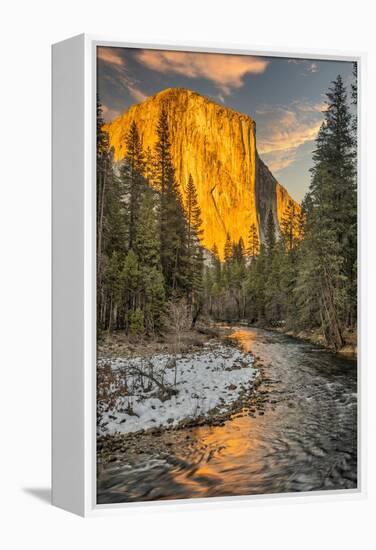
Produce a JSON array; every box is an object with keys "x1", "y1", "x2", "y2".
[{"x1": 97, "y1": 327, "x2": 357, "y2": 503}]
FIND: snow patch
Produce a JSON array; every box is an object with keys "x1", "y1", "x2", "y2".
[{"x1": 97, "y1": 343, "x2": 257, "y2": 435}]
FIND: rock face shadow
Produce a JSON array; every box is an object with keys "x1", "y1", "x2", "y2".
[{"x1": 23, "y1": 488, "x2": 51, "y2": 504}]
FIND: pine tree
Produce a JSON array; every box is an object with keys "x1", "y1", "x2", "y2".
[
  {"x1": 265, "y1": 210, "x2": 276, "y2": 254},
  {"x1": 104, "y1": 171, "x2": 127, "y2": 257},
  {"x1": 121, "y1": 249, "x2": 141, "y2": 331},
  {"x1": 311, "y1": 74, "x2": 357, "y2": 328},
  {"x1": 280, "y1": 200, "x2": 299, "y2": 252},
  {"x1": 224, "y1": 233, "x2": 233, "y2": 263},
  {"x1": 264, "y1": 241, "x2": 283, "y2": 325},
  {"x1": 142, "y1": 268, "x2": 166, "y2": 333},
  {"x1": 232, "y1": 238, "x2": 246, "y2": 265},
  {"x1": 211, "y1": 243, "x2": 222, "y2": 284},
  {"x1": 133, "y1": 186, "x2": 166, "y2": 333},
  {"x1": 185, "y1": 174, "x2": 203, "y2": 246},
  {"x1": 295, "y1": 205, "x2": 346, "y2": 349},
  {"x1": 221, "y1": 237, "x2": 246, "y2": 320},
  {"x1": 279, "y1": 234, "x2": 300, "y2": 329},
  {"x1": 314, "y1": 75, "x2": 356, "y2": 240},
  {"x1": 120, "y1": 121, "x2": 145, "y2": 250},
  {"x1": 104, "y1": 251, "x2": 123, "y2": 333},
  {"x1": 247, "y1": 222, "x2": 260, "y2": 259},
  {"x1": 134, "y1": 190, "x2": 161, "y2": 270},
  {"x1": 96, "y1": 99, "x2": 111, "y2": 279},
  {"x1": 212, "y1": 243, "x2": 219, "y2": 258},
  {"x1": 184, "y1": 175, "x2": 204, "y2": 321},
  {"x1": 154, "y1": 108, "x2": 189, "y2": 295},
  {"x1": 350, "y1": 64, "x2": 358, "y2": 325},
  {"x1": 252, "y1": 244, "x2": 267, "y2": 322},
  {"x1": 96, "y1": 99, "x2": 127, "y2": 331},
  {"x1": 351, "y1": 62, "x2": 358, "y2": 136},
  {"x1": 144, "y1": 146, "x2": 156, "y2": 187},
  {"x1": 263, "y1": 210, "x2": 282, "y2": 325},
  {"x1": 293, "y1": 74, "x2": 357, "y2": 347}
]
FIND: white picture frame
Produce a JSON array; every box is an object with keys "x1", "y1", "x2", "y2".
[{"x1": 52, "y1": 34, "x2": 366, "y2": 517}]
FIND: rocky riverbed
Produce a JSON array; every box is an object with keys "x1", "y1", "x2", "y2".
[
  {"x1": 98, "y1": 342, "x2": 259, "y2": 431},
  {"x1": 96, "y1": 333, "x2": 278, "y2": 464}
]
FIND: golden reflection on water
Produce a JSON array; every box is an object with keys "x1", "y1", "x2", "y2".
[
  {"x1": 172, "y1": 414, "x2": 268, "y2": 495},
  {"x1": 170, "y1": 329, "x2": 270, "y2": 495},
  {"x1": 229, "y1": 328, "x2": 258, "y2": 353}
]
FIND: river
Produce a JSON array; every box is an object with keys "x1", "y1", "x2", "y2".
[{"x1": 97, "y1": 327, "x2": 357, "y2": 503}]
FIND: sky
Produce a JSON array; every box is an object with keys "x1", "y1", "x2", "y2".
[{"x1": 97, "y1": 47, "x2": 355, "y2": 203}]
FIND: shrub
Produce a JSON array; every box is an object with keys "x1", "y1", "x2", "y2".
[{"x1": 128, "y1": 308, "x2": 145, "y2": 335}]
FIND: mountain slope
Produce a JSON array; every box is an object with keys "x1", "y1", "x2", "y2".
[{"x1": 104, "y1": 88, "x2": 299, "y2": 258}]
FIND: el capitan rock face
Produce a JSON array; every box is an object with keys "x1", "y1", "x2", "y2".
[
  {"x1": 256, "y1": 156, "x2": 297, "y2": 243},
  {"x1": 104, "y1": 88, "x2": 299, "y2": 258}
]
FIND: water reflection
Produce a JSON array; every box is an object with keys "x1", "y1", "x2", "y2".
[{"x1": 97, "y1": 328, "x2": 357, "y2": 503}]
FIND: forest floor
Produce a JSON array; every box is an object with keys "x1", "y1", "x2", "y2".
[
  {"x1": 97, "y1": 324, "x2": 223, "y2": 358},
  {"x1": 97, "y1": 325, "x2": 268, "y2": 464}
]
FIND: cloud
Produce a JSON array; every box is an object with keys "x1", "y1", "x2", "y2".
[
  {"x1": 105, "y1": 71, "x2": 147, "y2": 105},
  {"x1": 261, "y1": 148, "x2": 298, "y2": 173},
  {"x1": 291, "y1": 99, "x2": 326, "y2": 113},
  {"x1": 97, "y1": 47, "x2": 124, "y2": 67},
  {"x1": 101, "y1": 104, "x2": 121, "y2": 122},
  {"x1": 136, "y1": 50, "x2": 269, "y2": 94},
  {"x1": 98, "y1": 47, "x2": 148, "y2": 105},
  {"x1": 257, "y1": 100, "x2": 324, "y2": 173},
  {"x1": 287, "y1": 58, "x2": 320, "y2": 74},
  {"x1": 258, "y1": 109, "x2": 322, "y2": 155},
  {"x1": 127, "y1": 85, "x2": 148, "y2": 102},
  {"x1": 307, "y1": 62, "x2": 319, "y2": 73}
]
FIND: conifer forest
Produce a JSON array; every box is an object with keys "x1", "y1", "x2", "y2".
[{"x1": 97, "y1": 71, "x2": 357, "y2": 352}]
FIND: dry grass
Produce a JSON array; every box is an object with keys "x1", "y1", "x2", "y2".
[{"x1": 97, "y1": 323, "x2": 221, "y2": 360}]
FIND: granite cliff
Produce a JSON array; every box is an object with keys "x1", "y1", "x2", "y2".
[{"x1": 104, "y1": 88, "x2": 299, "y2": 258}]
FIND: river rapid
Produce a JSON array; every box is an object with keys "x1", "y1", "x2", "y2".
[{"x1": 97, "y1": 327, "x2": 357, "y2": 503}]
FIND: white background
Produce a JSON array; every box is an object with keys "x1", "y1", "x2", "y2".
[{"x1": 1, "y1": 0, "x2": 375, "y2": 548}]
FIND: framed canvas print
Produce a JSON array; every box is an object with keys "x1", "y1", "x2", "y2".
[{"x1": 52, "y1": 35, "x2": 364, "y2": 516}]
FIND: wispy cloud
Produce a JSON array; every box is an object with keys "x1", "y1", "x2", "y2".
[
  {"x1": 98, "y1": 47, "x2": 148, "y2": 109},
  {"x1": 97, "y1": 47, "x2": 124, "y2": 67},
  {"x1": 307, "y1": 62, "x2": 319, "y2": 73},
  {"x1": 257, "y1": 100, "x2": 325, "y2": 173},
  {"x1": 101, "y1": 104, "x2": 121, "y2": 122},
  {"x1": 127, "y1": 85, "x2": 148, "y2": 103},
  {"x1": 287, "y1": 58, "x2": 320, "y2": 74},
  {"x1": 136, "y1": 50, "x2": 269, "y2": 95},
  {"x1": 261, "y1": 148, "x2": 298, "y2": 173},
  {"x1": 291, "y1": 99, "x2": 326, "y2": 113}
]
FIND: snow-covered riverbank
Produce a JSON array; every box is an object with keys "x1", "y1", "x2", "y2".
[{"x1": 97, "y1": 342, "x2": 258, "y2": 436}]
